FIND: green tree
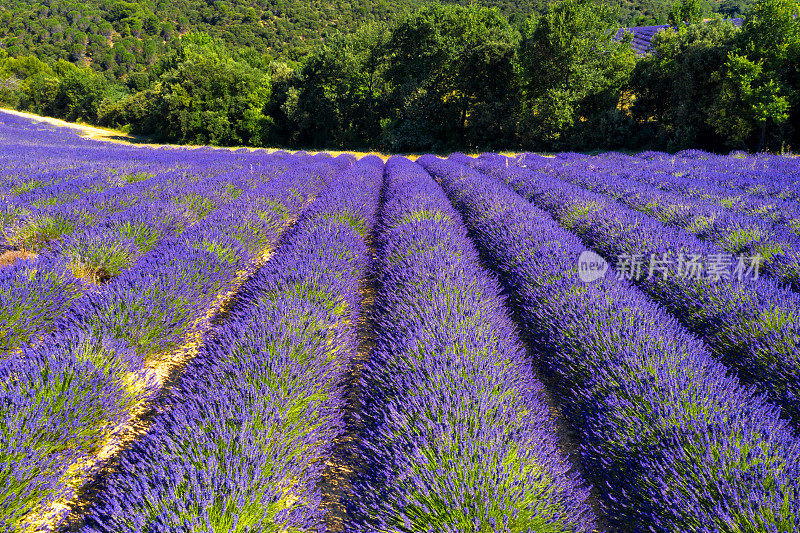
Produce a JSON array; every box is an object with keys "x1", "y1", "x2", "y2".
[
  {"x1": 668, "y1": 0, "x2": 707, "y2": 24},
  {"x1": 50, "y1": 64, "x2": 109, "y2": 121},
  {"x1": 380, "y1": 4, "x2": 520, "y2": 151},
  {"x1": 518, "y1": 0, "x2": 635, "y2": 147},
  {"x1": 738, "y1": 0, "x2": 799, "y2": 67},
  {"x1": 151, "y1": 33, "x2": 272, "y2": 146},
  {"x1": 281, "y1": 24, "x2": 388, "y2": 148},
  {"x1": 629, "y1": 19, "x2": 740, "y2": 150},
  {"x1": 708, "y1": 53, "x2": 790, "y2": 150},
  {"x1": 709, "y1": 0, "x2": 800, "y2": 150}
]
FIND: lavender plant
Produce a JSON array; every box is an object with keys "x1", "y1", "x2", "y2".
[{"x1": 507, "y1": 153, "x2": 800, "y2": 291}]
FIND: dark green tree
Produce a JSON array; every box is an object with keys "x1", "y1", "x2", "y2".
[
  {"x1": 629, "y1": 19, "x2": 740, "y2": 150},
  {"x1": 709, "y1": 0, "x2": 799, "y2": 150},
  {"x1": 281, "y1": 24, "x2": 388, "y2": 148},
  {"x1": 518, "y1": 0, "x2": 636, "y2": 148},
  {"x1": 380, "y1": 4, "x2": 520, "y2": 151},
  {"x1": 50, "y1": 63, "x2": 109, "y2": 121},
  {"x1": 708, "y1": 52, "x2": 790, "y2": 150}
]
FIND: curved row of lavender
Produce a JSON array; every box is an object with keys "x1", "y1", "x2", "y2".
[
  {"x1": 564, "y1": 150, "x2": 800, "y2": 231},
  {"x1": 615, "y1": 149, "x2": 799, "y2": 199},
  {"x1": 346, "y1": 156, "x2": 596, "y2": 532},
  {"x1": 79, "y1": 157, "x2": 382, "y2": 532},
  {"x1": 514, "y1": 153, "x2": 800, "y2": 291},
  {"x1": 1, "y1": 156, "x2": 349, "y2": 531},
  {"x1": 0, "y1": 112, "x2": 296, "y2": 250},
  {"x1": 420, "y1": 154, "x2": 800, "y2": 531},
  {"x1": 467, "y1": 155, "x2": 800, "y2": 425}
]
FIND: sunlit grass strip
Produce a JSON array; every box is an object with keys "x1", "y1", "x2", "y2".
[
  {"x1": 78, "y1": 157, "x2": 382, "y2": 532},
  {"x1": 477, "y1": 157, "x2": 800, "y2": 425},
  {"x1": 346, "y1": 156, "x2": 596, "y2": 532},
  {"x1": 422, "y1": 155, "x2": 800, "y2": 531}
]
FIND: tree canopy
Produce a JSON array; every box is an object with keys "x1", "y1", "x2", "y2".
[{"x1": 1, "y1": 0, "x2": 798, "y2": 153}]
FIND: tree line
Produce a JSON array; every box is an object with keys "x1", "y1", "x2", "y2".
[{"x1": 1, "y1": 0, "x2": 798, "y2": 153}]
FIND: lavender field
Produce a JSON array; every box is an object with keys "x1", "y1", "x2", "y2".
[{"x1": 1, "y1": 111, "x2": 800, "y2": 532}]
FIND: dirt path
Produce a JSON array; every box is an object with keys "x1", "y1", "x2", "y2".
[{"x1": 1, "y1": 108, "x2": 140, "y2": 144}]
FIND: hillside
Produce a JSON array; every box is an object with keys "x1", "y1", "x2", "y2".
[
  {"x1": 0, "y1": 0, "x2": 746, "y2": 74},
  {"x1": 0, "y1": 0, "x2": 547, "y2": 68},
  {"x1": 1, "y1": 0, "x2": 791, "y2": 155}
]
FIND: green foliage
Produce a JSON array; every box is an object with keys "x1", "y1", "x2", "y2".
[
  {"x1": 0, "y1": 0, "x2": 547, "y2": 70},
  {"x1": 668, "y1": 0, "x2": 708, "y2": 24},
  {"x1": 630, "y1": 20, "x2": 741, "y2": 150},
  {"x1": 277, "y1": 25, "x2": 388, "y2": 149},
  {"x1": 0, "y1": 0, "x2": 798, "y2": 152},
  {"x1": 380, "y1": 4, "x2": 520, "y2": 151},
  {"x1": 738, "y1": 0, "x2": 800, "y2": 65},
  {"x1": 709, "y1": 53, "x2": 791, "y2": 149},
  {"x1": 63, "y1": 236, "x2": 138, "y2": 283},
  {"x1": 7, "y1": 214, "x2": 77, "y2": 252},
  {"x1": 518, "y1": 0, "x2": 636, "y2": 148},
  {"x1": 146, "y1": 33, "x2": 272, "y2": 146},
  {"x1": 50, "y1": 64, "x2": 109, "y2": 122}
]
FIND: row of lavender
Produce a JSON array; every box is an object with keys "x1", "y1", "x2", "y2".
[
  {"x1": 348, "y1": 157, "x2": 594, "y2": 530},
  {"x1": 2, "y1": 139, "x2": 350, "y2": 529},
  {"x1": 421, "y1": 155, "x2": 800, "y2": 531},
  {"x1": 556, "y1": 150, "x2": 800, "y2": 230},
  {"x1": 0, "y1": 112, "x2": 295, "y2": 253},
  {"x1": 463, "y1": 154, "x2": 800, "y2": 427},
  {"x1": 557, "y1": 149, "x2": 800, "y2": 203},
  {"x1": 0, "y1": 154, "x2": 316, "y2": 352}
]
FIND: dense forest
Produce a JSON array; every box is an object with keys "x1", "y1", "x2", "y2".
[
  {"x1": 0, "y1": 0, "x2": 552, "y2": 64},
  {"x1": 1, "y1": 0, "x2": 798, "y2": 153}
]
